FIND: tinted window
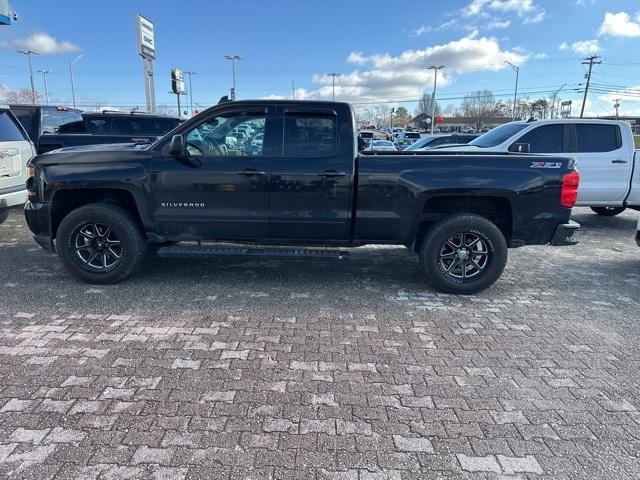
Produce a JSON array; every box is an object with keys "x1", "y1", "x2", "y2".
[
  {"x1": 284, "y1": 113, "x2": 337, "y2": 157},
  {"x1": 85, "y1": 117, "x2": 111, "y2": 134},
  {"x1": 0, "y1": 111, "x2": 27, "y2": 141},
  {"x1": 111, "y1": 117, "x2": 142, "y2": 135},
  {"x1": 457, "y1": 135, "x2": 477, "y2": 143},
  {"x1": 185, "y1": 111, "x2": 266, "y2": 157},
  {"x1": 471, "y1": 123, "x2": 528, "y2": 147},
  {"x1": 517, "y1": 124, "x2": 563, "y2": 153},
  {"x1": 576, "y1": 124, "x2": 621, "y2": 152},
  {"x1": 429, "y1": 136, "x2": 455, "y2": 146},
  {"x1": 57, "y1": 120, "x2": 87, "y2": 133},
  {"x1": 42, "y1": 109, "x2": 83, "y2": 134}
]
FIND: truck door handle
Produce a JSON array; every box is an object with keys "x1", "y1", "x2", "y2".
[
  {"x1": 611, "y1": 159, "x2": 628, "y2": 164},
  {"x1": 318, "y1": 170, "x2": 347, "y2": 178},
  {"x1": 237, "y1": 169, "x2": 266, "y2": 176}
]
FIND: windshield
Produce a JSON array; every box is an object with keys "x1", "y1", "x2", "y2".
[{"x1": 470, "y1": 123, "x2": 528, "y2": 148}]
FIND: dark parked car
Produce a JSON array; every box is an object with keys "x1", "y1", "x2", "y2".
[
  {"x1": 10, "y1": 105, "x2": 181, "y2": 153},
  {"x1": 24, "y1": 100, "x2": 579, "y2": 294}
]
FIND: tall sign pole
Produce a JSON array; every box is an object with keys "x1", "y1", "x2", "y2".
[{"x1": 136, "y1": 14, "x2": 156, "y2": 113}]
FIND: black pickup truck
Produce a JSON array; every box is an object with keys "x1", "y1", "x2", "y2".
[
  {"x1": 10, "y1": 105, "x2": 181, "y2": 154},
  {"x1": 24, "y1": 100, "x2": 580, "y2": 294}
]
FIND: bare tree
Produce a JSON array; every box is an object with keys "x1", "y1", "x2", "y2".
[
  {"x1": 374, "y1": 105, "x2": 392, "y2": 128},
  {"x1": 461, "y1": 90, "x2": 499, "y2": 131},
  {"x1": 415, "y1": 93, "x2": 441, "y2": 118},
  {"x1": 4, "y1": 87, "x2": 43, "y2": 104}
]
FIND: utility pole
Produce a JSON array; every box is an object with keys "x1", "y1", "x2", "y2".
[
  {"x1": 505, "y1": 61, "x2": 519, "y2": 120},
  {"x1": 291, "y1": 80, "x2": 295, "y2": 100},
  {"x1": 224, "y1": 55, "x2": 240, "y2": 101},
  {"x1": 69, "y1": 54, "x2": 84, "y2": 109},
  {"x1": 427, "y1": 65, "x2": 445, "y2": 134},
  {"x1": 38, "y1": 69, "x2": 50, "y2": 105},
  {"x1": 184, "y1": 71, "x2": 196, "y2": 116},
  {"x1": 580, "y1": 55, "x2": 601, "y2": 118},
  {"x1": 327, "y1": 73, "x2": 341, "y2": 100},
  {"x1": 613, "y1": 98, "x2": 621, "y2": 118},
  {"x1": 17, "y1": 50, "x2": 38, "y2": 104}
]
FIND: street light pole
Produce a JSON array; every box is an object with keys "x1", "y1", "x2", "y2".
[
  {"x1": 184, "y1": 71, "x2": 196, "y2": 116},
  {"x1": 38, "y1": 70, "x2": 50, "y2": 105},
  {"x1": 224, "y1": 55, "x2": 241, "y2": 100},
  {"x1": 427, "y1": 65, "x2": 445, "y2": 134},
  {"x1": 505, "y1": 61, "x2": 519, "y2": 120},
  {"x1": 17, "y1": 50, "x2": 39, "y2": 104},
  {"x1": 327, "y1": 73, "x2": 341, "y2": 100},
  {"x1": 550, "y1": 83, "x2": 568, "y2": 119},
  {"x1": 69, "y1": 55, "x2": 84, "y2": 109}
]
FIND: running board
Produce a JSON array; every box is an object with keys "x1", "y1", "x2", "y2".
[{"x1": 156, "y1": 244, "x2": 350, "y2": 260}]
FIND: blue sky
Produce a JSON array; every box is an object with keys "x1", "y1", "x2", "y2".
[{"x1": 1, "y1": 0, "x2": 639, "y2": 117}]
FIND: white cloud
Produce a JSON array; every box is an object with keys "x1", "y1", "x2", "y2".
[
  {"x1": 559, "y1": 39, "x2": 601, "y2": 55},
  {"x1": 576, "y1": 0, "x2": 597, "y2": 5},
  {"x1": 347, "y1": 51, "x2": 366, "y2": 64},
  {"x1": 598, "y1": 11, "x2": 640, "y2": 37},
  {"x1": 411, "y1": 19, "x2": 459, "y2": 37},
  {"x1": 0, "y1": 32, "x2": 80, "y2": 54},
  {"x1": 487, "y1": 19, "x2": 511, "y2": 29},
  {"x1": 598, "y1": 85, "x2": 640, "y2": 102},
  {"x1": 462, "y1": 0, "x2": 545, "y2": 23},
  {"x1": 289, "y1": 33, "x2": 527, "y2": 104}
]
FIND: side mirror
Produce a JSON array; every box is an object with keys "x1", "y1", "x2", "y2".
[
  {"x1": 169, "y1": 134, "x2": 185, "y2": 157},
  {"x1": 509, "y1": 142, "x2": 530, "y2": 153}
]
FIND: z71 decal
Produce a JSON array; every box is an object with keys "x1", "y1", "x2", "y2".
[{"x1": 530, "y1": 161, "x2": 562, "y2": 169}]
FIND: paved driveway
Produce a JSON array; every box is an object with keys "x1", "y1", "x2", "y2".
[{"x1": 0, "y1": 207, "x2": 639, "y2": 479}]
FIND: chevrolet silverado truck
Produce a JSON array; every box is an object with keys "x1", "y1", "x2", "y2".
[
  {"x1": 24, "y1": 100, "x2": 580, "y2": 294},
  {"x1": 438, "y1": 118, "x2": 639, "y2": 217},
  {"x1": 10, "y1": 105, "x2": 181, "y2": 154}
]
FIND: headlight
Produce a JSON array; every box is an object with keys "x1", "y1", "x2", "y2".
[{"x1": 27, "y1": 164, "x2": 37, "y2": 177}]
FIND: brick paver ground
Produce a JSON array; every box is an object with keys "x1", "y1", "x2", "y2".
[{"x1": 0, "y1": 208, "x2": 639, "y2": 479}]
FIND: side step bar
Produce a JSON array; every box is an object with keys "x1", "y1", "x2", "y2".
[{"x1": 157, "y1": 244, "x2": 350, "y2": 260}]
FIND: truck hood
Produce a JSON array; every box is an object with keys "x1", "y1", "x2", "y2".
[{"x1": 30, "y1": 143, "x2": 153, "y2": 166}]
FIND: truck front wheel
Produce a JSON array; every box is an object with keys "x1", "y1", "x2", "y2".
[
  {"x1": 419, "y1": 214, "x2": 507, "y2": 294},
  {"x1": 590, "y1": 206, "x2": 626, "y2": 216},
  {"x1": 56, "y1": 203, "x2": 147, "y2": 284}
]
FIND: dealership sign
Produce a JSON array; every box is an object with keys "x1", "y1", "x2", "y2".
[{"x1": 136, "y1": 14, "x2": 155, "y2": 59}]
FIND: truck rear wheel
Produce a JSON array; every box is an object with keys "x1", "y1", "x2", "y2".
[
  {"x1": 56, "y1": 203, "x2": 147, "y2": 284},
  {"x1": 419, "y1": 214, "x2": 507, "y2": 294},
  {"x1": 590, "y1": 206, "x2": 626, "y2": 216}
]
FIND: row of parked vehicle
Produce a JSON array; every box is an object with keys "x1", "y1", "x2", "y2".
[{"x1": 0, "y1": 104, "x2": 181, "y2": 224}]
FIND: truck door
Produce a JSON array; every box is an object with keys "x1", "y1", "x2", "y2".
[
  {"x1": 150, "y1": 106, "x2": 274, "y2": 240},
  {"x1": 269, "y1": 106, "x2": 354, "y2": 241},
  {"x1": 570, "y1": 123, "x2": 632, "y2": 205}
]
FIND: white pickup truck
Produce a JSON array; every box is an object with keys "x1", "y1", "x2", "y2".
[{"x1": 439, "y1": 118, "x2": 640, "y2": 216}]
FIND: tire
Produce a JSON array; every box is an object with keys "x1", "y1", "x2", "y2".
[
  {"x1": 590, "y1": 206, "x2": 626, "y2": 217},
  {"x1": 419, "y1": 213, "x2": 508, "y2": 295},
  {"x1": 0, "y1": 210, "x2": 8, "y2": 225},
  {"x1": 56, "y1": 203, "x2": 147, "y2": 284}
]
